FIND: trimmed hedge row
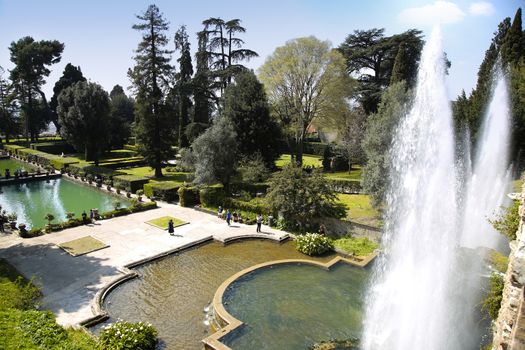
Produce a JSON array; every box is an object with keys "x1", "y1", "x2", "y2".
[
  {"x1": 327, "y1": 179, "x2": 362, "y2": 194},
  {"x1": 4, "y1": 144, "x2": 25, "y2": 154},
  {"x1": 178, "y1": 186, "x2": 200, "y2": 207},
  {"x1": 230, "y1": 182, "x2": 269, "y2": 196},
  {"x1": 143, "y1": 181, "x2": 181, "y2": 202},
  {"x1": 100, "y1": 158, "x2": 145, "y2": 169},
  {"x1": 113, "y1": 175, "x2": 150, "y2": 193},
  {"x1": 224, "y1": 197, "x2": 271, "y2": 215},
  {"x1": 30, "y1": 141, "x2": 74, "y2": 155},
  {"x1": 303, "y1": 142, "x2": 330, "y2": 156},
  {"x1": 199, "y1": 184, "x2": 225, "y2": 208}
]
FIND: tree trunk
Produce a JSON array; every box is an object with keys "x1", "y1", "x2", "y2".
[{"x1": 297, "y1": 139, "x2": 303, "y2": 166}]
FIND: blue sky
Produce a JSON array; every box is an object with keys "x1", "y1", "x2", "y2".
[{"x1": 0, "y1": 0, "x2": 521, "y2": 100}]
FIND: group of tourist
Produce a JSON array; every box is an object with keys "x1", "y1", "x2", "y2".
[{"x1": 217, "y1": 206, "x2": 266, "y2": 232}]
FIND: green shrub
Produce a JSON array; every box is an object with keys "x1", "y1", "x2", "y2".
[
  {"x1": 482, "y1": 273, "x2": 504, "y2": 320},
  {"x1": 178, "y1": 186, "x2": 200, "y2": 207},
  {"x1": 224, "y1": 197, "x2": 271, "y2": 215},
  {"x1": 294, "y1": 233, "x2": 334, "y2": 256},
  {"x1": 4, "y1": 144, "x2": 25, "y2": 155},
  {"x1": 113, "y1": 175, "x2": 150, "y2": 193},
  {"x1": 489, "y1": 200, "x2": 520, "y2": 241},
  {"x1": 334, "y1": 237, "x2": 378, "y2": 256},
  {"x1": 199, "y1": 184, "x2": 225, "y2": 208},
  {"x1": 304, "y1": 142, "x2": 330, "y2": 156},
  {"x1": 0, "y1": 259, "x2": 41, "y2": 311},
  {"x1": 99, "y1": 320, "x2": 158, "y2": 350},
  {"x1": 230, "y1": 182, "x2": 270, "y2": 196},
  {"x1": 30, "y1": 141, "x2": 71, "y2": 155},
  {"x1": 144, "y1": 181, "x2": 181, "y2": 202},
  {"x1": 18, "y1": 310, "x2": 69, "y2": 347},
  {"x1": 50, "y1": 157, "x2": 79, "y2": 169}
]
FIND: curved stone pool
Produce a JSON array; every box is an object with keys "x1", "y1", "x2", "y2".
[
  {"x1": 219, "y1": 262, "x2": 368, "y2": 349},
  {"x1": 100, "y1": 240, "x2": 369, "y2": 349}
]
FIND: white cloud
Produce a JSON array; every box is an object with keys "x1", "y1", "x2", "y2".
[
  {"x1": 398, "y1": 1, "x2": 466, "y2": 26},
  {"x1": 469, "y1": 1, "x2": 495, "y2": 16}
]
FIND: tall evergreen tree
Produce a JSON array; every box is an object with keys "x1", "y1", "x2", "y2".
[
  {"x1": 188, "y1": 30, "x2": 213, "y2": 142},
  {"x1": 174, "y1": 25, "x2": 193, "y2": 148},
  {"x1": 362, "y1": 81, "x2": 411, "y2": 207},
  {"x1": 501, "y1": 8, "x2": 524, "y2": 66},
  {"x1": 0, "y1": 67, "x2": 19, "y2": 143},
  {"x1": 200, "y1": 18, "x2": 258, "y2": 97},
  {"x1": 222, "y1": 70, "x2": 282, "y2": 167},
  {"x1": 128, "y1": 4, "x2": 175, "y2": 177},
  {"x1": 338, "y1": 29, "x2": 423, "y2": 113},
  {"x1": 57, "y1": 81, "x2": 110, "y2": 165},
  {"x1": 50, "y1": 63, "x2": 86, "y2": 131},
  {"x1": 109, "y1": 85, "x2": 134, "y2": 149},
  {"x1": 9, "y1": 36, "x2": 64, "y2": 140}
]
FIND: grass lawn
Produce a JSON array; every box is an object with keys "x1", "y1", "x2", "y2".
[
  {"x1": 336, "y1": 194, "x2": 380, "y2": 227},
  {"x1": 334, "y1": 237, "x2": 378, "y2": 256},
  {"x1": 58, "y1": 236, "x2": 109, "y2": 256},
  {"x1": 324, "y1": 167, "x2": 363, "y2": 181},
  {"x1": 146, "y1": 216, "x2": 187, "y2": 230},
  {"x1": 275, "y1": 154, "x2": 322, "y2": 168},
  {"x1": 121, "y1": 166, "x2": 191, "y2": 183}
]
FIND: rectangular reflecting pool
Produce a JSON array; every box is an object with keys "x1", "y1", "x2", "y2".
[
  {"x1": 0, "y1": 177, "x2": 129, "y2": 229},
  {"x1": 0, "y1": 157, "x2": 37, "y2": 175}
]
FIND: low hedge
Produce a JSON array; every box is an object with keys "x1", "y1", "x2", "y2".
[
  {"x1": 304, "y1": 142, "x2": 330, "y2": 156},
  {"x1": 30, "y1": 142, "x2": 74, "y2": 155},
  {"x1": 4, "y1": 144, "x2": 25, "y2": 154},
  {"x1": 178, "y1": 186, "x2": 200, "y2": 207},
  {"x1": 230, "y1": 182, "x2": 270, "y2": 196},
  {"x1": 223, "y1": 197, "x2": 271, "y2": 215},
  {"x1": 199, "y1": 184, "x2": 225, "y2": 208},
  {"x1": 99, "y1": 157, "x2": 145, "y2": 169},
  {"x1": 113, "y1": 175, "x2": 150, "y2": 193},
  {"x1": 143, "y1": 181, "x2": 181, "y2": 202},
  {"x1": 327, "y1": 179, "x2": 362, "y2": 194}
]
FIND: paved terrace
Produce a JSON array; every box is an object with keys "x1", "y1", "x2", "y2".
[{"x1": 0, "y1": 202, "x2": 288, "y2": 327}]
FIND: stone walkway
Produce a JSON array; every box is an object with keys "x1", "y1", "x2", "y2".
[{"x1": 0, "y1": 202, "x2": 288, "y2": 327}]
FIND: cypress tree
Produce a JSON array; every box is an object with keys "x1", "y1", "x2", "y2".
[
  {"x1": 174, "y1": 25, "x2": 193, "y2": 148},
  {"x1": 501, "y1": 8, "x2": 524, "y2": 66}
]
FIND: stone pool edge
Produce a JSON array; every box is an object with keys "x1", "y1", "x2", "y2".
[
  {"x1": 201, "y1": 252, "x2": 377, "y2": 350},
  {"x1": 80, "y1": 233, "x2": 290, "y2": 328}
]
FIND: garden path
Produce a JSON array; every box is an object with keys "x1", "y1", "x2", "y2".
[{"x1": 0, "y1": 202, "x2": 288, "y2": 327}]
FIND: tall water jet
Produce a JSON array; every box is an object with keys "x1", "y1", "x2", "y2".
[
  {"x1": 362, "y1": 28, "x2": 459, "y2": 349},
  {"x1": 460, "y1": 70, "x2": 511, "y2": 251}
]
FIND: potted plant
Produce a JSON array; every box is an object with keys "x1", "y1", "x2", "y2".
[
  {"x1": 116, "y1": 186, "x2": 122, "y2": 194},
  {"x1": 126, "y1": 191, "x2": 132, "y2": 198},
  {"x1": 44, "y1": 213, "x2": 55, "y2": 232},
  {"x1": 113, "y1": 200, "x2": 122, "y2": 211},
  {"x1": 136, "y1": 190, "x2": 144, "y2": 202},
  {"x1": 18, "y1": 223, "x2": 27, "y2": 236},
  {"x1": 7, "y1": 213, "x2": 17, "y2": 229},
  {"x1": 86, "y1": 174, "x2": 93, "y2": 184},
  {"x1": 65, "y1": 212, "x2": 75, "y2": 222}
]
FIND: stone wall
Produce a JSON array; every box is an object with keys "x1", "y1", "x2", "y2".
[{"x1": 492, "y1": 187, "x2": 525, "y2": 350}]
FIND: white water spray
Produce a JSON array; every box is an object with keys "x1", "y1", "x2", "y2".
[
  {"x1": 362, "y1": 28, "x2": 458, "y2": 350},
  {"x1": 362, "y1": 30, "x2": 513, "y2": 349},
  {"x1": 461, "y1": 71, "x2": 512, "y2": 250}
]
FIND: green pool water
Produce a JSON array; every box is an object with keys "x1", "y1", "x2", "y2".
[
  {"x1": 100, "y1": 240, "x2": 370, "y2": 349},
  {"x1": 0, "y1": 178, "x2": 129, "y2": 229},
  {"x1": 221, "y1": 262, "x2": 368, "y2": 349},
  {"x1": 0, "y1": 158, "x2": 37, "y2": 175}
]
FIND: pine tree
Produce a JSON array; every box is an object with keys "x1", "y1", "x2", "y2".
[{"x1": 128, "y1": 5, "x2": 175, "y2": 177}]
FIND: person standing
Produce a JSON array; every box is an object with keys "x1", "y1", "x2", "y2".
[
  {"x1": 0, "y1": 213, "x2": 5, "y2": 232},
  {"x1": 256, "y1": 214, "x2": 263, "y2": 233},
  {"x1": 226, "y1": 209, "x2": 232, "y2": 226},
  {"x1": 167, "y1": 219, "x2": 174, "y2": 235}
]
